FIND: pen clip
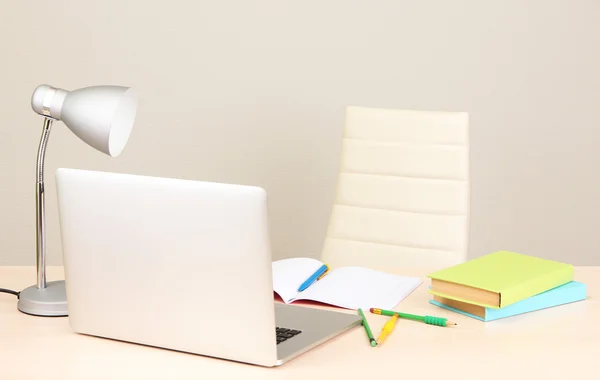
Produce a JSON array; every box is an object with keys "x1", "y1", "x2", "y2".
[{"x1": 317, "y1": 265, "x2": 330, "y2": 280}]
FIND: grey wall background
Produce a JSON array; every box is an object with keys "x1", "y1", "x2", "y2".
[{"x1": 1, "y1": 0, "x2": 599, "y2": 266}]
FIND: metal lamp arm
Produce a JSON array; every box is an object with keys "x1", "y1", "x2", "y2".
[{"x1": 35, "y1": 117, "x2": 53, "y2": 289}]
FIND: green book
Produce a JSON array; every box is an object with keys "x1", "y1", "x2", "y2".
[{"x1": 428, "y1": 251, "x2": 574, "y2": 309}]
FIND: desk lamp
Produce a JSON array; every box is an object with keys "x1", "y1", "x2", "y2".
[{"x1": 17, "y1": 84, "x2": 137, "y2": 317}]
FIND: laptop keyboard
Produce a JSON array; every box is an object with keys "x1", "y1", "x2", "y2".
[{"x1": 276, "y1": 327, "x2": 302, "y2": 344}]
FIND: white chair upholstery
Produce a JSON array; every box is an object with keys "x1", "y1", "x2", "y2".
[{"x1": 320, "y1": 106, "x2": 470, "y2": 269}]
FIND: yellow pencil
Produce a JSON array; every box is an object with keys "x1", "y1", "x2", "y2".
[{"x1": 376, "y1": 313, "x2": 398, "y2": 345}]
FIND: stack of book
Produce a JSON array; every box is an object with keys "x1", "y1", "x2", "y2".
[{"x1": 427, "y1": 250, "x2": 587, "y2": 322}]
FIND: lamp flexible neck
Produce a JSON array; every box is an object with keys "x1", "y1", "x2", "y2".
[{"x1": 36, "y1": 117, "x2": 53, "y2": 289}]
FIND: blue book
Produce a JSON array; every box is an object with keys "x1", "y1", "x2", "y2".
[{"x1": 429, "y1": 281, "x2": 587, "y2": 322}]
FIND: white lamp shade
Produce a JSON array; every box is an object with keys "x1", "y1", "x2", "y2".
[{"x1": 31, "y1": 84, "x2": 137, "y2": 157}]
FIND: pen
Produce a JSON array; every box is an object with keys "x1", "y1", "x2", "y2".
[
  {"x1": 376, "y1": 313, "x2": 398, "y2": 345},
  {"x1": 358, "y1": 308, "x2": 377, "y2": 347},
  {"x1": 298, "y1": 264, "x2": 329, "y2": 292},
  {"x1": 370, "y1": 308, "x2": 457, "y2": 327}
]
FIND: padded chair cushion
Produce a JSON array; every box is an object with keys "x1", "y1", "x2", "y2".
[{"x1": 321, "y1": 106, "x2": 470, "y2": 269}]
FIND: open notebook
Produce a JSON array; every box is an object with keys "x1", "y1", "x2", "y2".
[{"x1": 272, "y1": 257, "x2": 422, "y2": 310}]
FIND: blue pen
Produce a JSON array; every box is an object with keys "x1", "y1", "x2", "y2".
[{"x1": 298, "y1": 264, "x2": 329, "y2": 292}]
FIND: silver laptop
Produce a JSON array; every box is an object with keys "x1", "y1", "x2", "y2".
[{"x1": 55, "y1": 168, "x2": 361, "y2": 367}]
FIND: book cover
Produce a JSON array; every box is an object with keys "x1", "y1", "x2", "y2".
[
  {"x1": 428, "y1": 251, "x2": 574, "y2": 308},
  {"x1": 429, "y1": 281, "x2": 587, "y2": 321}
]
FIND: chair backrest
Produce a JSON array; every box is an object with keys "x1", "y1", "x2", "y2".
[{"x1": 320, "y1": 106, "x2": 470, "y2": 269}]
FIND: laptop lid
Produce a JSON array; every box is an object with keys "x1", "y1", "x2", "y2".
[{"x1": 55, "y1": 168, "x2": 279, "y2": 366}]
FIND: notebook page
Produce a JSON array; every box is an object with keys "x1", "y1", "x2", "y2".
[
  {"x1": 293, "y1": 267, "x2": 422, "y2": 310},
  {"x1": 272, "y1": 257, "x2": 324, "y2": 303}
]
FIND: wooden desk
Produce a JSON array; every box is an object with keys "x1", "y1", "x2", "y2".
[{"x1": 1, "y1": 266, "x2": 598, "y2": 379}]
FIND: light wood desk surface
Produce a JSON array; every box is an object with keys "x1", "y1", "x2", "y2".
[{"x1": 1, "y1": 266, "x2": 598, "y2": 380}]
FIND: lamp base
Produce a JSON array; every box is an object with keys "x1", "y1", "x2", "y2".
[{"x1": 17, "y1": 280, "x2": 68, "y2": 317}]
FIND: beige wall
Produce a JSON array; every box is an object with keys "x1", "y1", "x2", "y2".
[{"x1": 1, "y1": 1, "x2": 599, "y2": 266}]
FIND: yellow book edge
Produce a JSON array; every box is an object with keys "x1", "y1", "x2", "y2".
[
  {"x1": 428, "y1": 289, "x2": 501, "y2": 309},
  {"x1": 426, "y1": 275, "x2": 501, "y2": 294},
  {"x1": 433, "y1": 295, "x2": 487, "y2": 318}
]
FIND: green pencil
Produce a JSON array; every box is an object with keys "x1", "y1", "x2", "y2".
[
  {"x1": 370, "y1": 308, "x2": 457, "y2": 327},
  {"x1": 358, "y1": 308, "x2": 377, "y2": 346}
]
